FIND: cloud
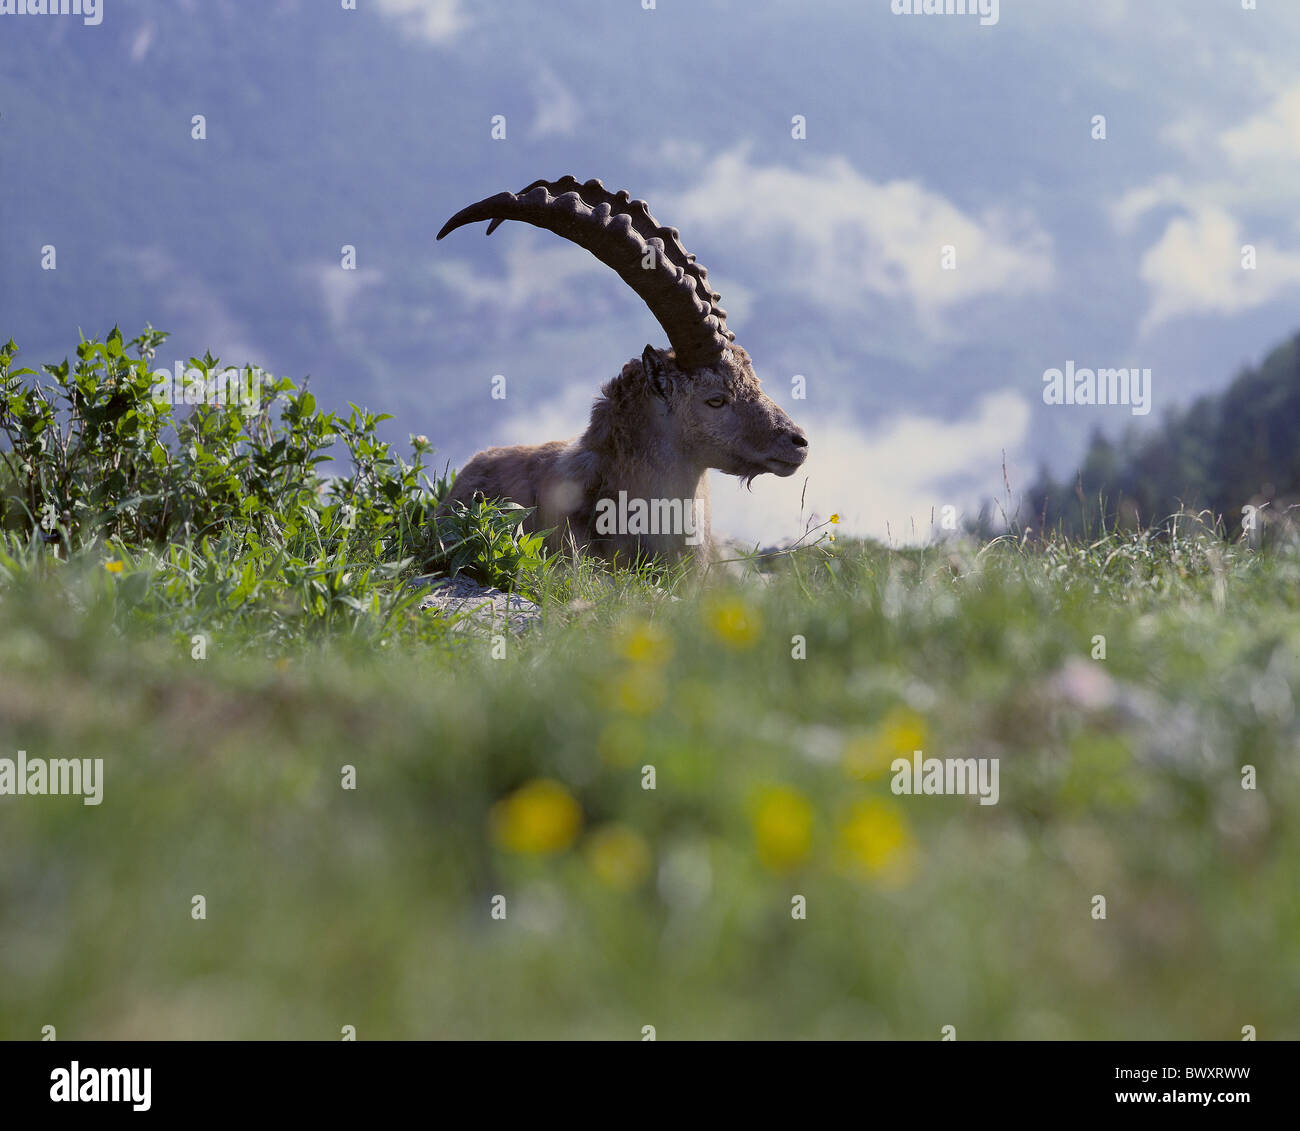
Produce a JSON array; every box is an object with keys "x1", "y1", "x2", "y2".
[
  {"x1": 658, "y1": 147, "x2": 1054, "y2": 340},
  {"x1": 489, "y1": 382, "x2": 1032, "y2": 547},
  {"x1": 1109, "y1": 82, "x2": 1300, "y2": 330},
  {"x1": 433, "y1": 229, "x2": 612, "y2": 317},
  {"x1": 374, "y1": 0, "x2": 467, "y2": 46},
  {"x1": 711, "y1": 391, "x2": 1032, "y2": 546},
  {"x1": 129, "y1": 21, "x2": 156, "y2": 64},
  {"x1": 529, "y1": 68, "x2": 581, "y2": 140},
  {"x1": 434, "y1": 149, "x2": 1052, "y2": 351},
  {"x1": 1219, "y1": 85, "x2": 1300, "y2": 172},
  {"x1": 496, "y1": 383, "x2": 597, "y2": 448},
  {"x1": 1113, "y1": 83, "x2": 1300, "y2": 235},
  {"x1": 125, "y1": 246, "x2": 273, "y2": 371},
  {"x1": 1136, "y1": 206, "x2": 1300, "y2": 333},
  {"x1": 302, "y1": 262, "x2": 385, "y2": 336}
]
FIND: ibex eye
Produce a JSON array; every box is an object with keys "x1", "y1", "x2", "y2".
[{"x1": 705, "y1": 397, "x2": 727, "y2": 408}]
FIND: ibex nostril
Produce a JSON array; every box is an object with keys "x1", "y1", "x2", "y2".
[{"x1": 790, "y1": 432, "x2": 808, "y2": 448}]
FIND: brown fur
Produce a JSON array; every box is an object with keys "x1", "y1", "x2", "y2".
[{"x1": 437, "y1": 344, "x2": 808, "y2": 566}]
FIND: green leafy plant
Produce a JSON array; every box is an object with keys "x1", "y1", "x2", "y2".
[
  {"x1": 0, "y1": 328, "x2": 492, "y2": 644},
  {"x1": 428, "y1": 494, "x2": 551, "y2": 592}
]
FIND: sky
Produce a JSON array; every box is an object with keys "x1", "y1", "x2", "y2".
[{"x1": 3, "y1": 0, "x2": 1299, "y2": 544}]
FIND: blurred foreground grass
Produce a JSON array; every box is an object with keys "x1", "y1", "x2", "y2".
[{"x1": 2, "y1": 528, "x2": 1298, "y2": 1040}]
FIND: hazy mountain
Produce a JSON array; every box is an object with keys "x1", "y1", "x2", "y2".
[{"x1": 4, "y1": 0, "x2": 1300, "y2": 541}]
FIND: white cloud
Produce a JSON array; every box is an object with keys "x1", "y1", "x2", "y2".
[
  {"x1": 374, "y1": 0, "x2": 467, "y2": 46},
  {"x1": 711, "y1": 391, "x2": 1032, "y2": 546},
  {"x1": 303, "y1": 263, "x2": 385, "y2": 335},
  {"x1": 496, "y1": 383, "x2": 596, "y2": 449},
  {"x1": 489, "y1": 383, "x2": 1031, "y2": 547},
  {"x1": 658, "y1": 147, "x2": 1054, "y2": 339},
  {"x1": 126, "y1": 246, "x2": 272, "y2": 370},
  {"x1": 1137, "y1": 206, "x2": 1300, "y2": 333},
  {"x1": 1115, "y1": 83, "x2": 1300, "y2": 232},
  {"x1": 434, "y1": 229, "x2": 611, "y2": 316},
  {"x1": 1110, "y1": 82, "x2": 1300, "y2": 329},
  {"x1": 129, "y1": 21, "x2": 156, "y2": 64},
  {"x1": 1219, "y1": 85, "x2": 1300, "y2": 170},
  {"x1": 436, "y1": 151, "x2": 1051, "y2": 346},
  {"x1": 529, "y1": 68, "x2": 581, "y2": 140}
]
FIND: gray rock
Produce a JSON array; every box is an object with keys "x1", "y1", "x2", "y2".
[
  {"x1": 411, "y1": 575, "x2": 542, "y2": 635},
  {"x1": 713, "y1": 536, "x2": 786, "y2": 581}
]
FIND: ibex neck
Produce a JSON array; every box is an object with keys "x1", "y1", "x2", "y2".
[
  {"x1": 583, "y1": 384, "x2": 708, "y2": 501},
  {"x1": 606, "y1": 458, "x2": 706, "y2": 504},
  {"x1": 580, "y1": 384, "x2": 712, "y2": 563}
]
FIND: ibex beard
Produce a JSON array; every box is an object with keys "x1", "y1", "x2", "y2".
[{"x1": 434, "y1": 176, "x2": 809, "y2": 567}]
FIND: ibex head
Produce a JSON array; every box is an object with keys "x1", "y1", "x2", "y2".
[
  {"x1": 437, "y1": 176, "x2": 808, "y2": 485},
  {"x1": 639, "y1": 343, "x2": 807, "y2": 484}
]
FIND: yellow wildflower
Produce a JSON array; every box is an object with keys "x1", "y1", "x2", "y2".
[
  {"x1": 752, "y1": 786, "x2": 814, "y2": 871},
  {"x1": 706, "y1": 595, "x2": 761, "y2": 649},
  {"x1": 490, "y1": 779, "x2": 582, "y2": 856},
  {"x1": 586, "y1": 825, "x2": 652, "y2": 889},
  {"x1": 844, "y1": 706, "x2": 928, "y2": 780},
  {"x1": 618, "y1": 618, "x2": 673, "y2": 666},
  {"x1": 610, "y1": 667, "x2": 667, "y2": 715},
  {"x1": 104, "y1": 560, "x2": 124, "y2": 574},
  {"x1": 836, "y1": 798, "x2": 917, "y2": 888}
]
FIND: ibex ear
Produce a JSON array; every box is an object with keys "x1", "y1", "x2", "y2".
[{"x1": 642, "y1": 345, "x2": 672, "y2": 401}]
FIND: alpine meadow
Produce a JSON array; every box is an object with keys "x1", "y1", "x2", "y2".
[{"x1": 2, "y1": 0, "x2": 1299, "y2": 1082}]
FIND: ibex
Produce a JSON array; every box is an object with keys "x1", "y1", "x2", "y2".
[{"x1": 435, "y1": 176, "x2": 808, "y2": 566}]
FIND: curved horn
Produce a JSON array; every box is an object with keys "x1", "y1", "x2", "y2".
[{"x1": 436, "y1": 176, "x2": 735, "y2": 370}]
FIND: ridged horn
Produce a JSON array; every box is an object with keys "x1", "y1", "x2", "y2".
[{"x1": 436, "y1": 176, "x2": 735, "y2": 370}]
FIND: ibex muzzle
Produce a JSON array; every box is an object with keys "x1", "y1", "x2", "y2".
[{"x1": 435, "y1": 176, "x2": 808, "y2": 565}]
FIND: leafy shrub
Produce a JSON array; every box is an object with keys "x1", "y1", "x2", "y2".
[
  {"x1": 0, "y1": 327, "x2": 550, "y2": 644},
  {"x1": 428, "y1": 495, "x2": 550, "y2": 592},
  {"x1": 1, "y1": 326, "x2": 435, "y2": 553}
]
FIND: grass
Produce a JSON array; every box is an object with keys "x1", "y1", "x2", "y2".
[{"x1": 2, "y1": 520, "x2": 1298, "y2": 1039}]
